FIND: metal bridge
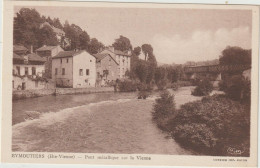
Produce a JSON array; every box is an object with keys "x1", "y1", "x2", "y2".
[{"x1": 184, "y1": 64, "x2": 251, "y2": 73}]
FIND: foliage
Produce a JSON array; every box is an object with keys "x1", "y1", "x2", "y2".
[
  {"x1": 87, "y1": 38, "x2": 104, "y2": 54},
  {"x1": 192, "y1": 79, "x2": 213, "y2": 96},
  {"x1": 37, "y1": 25, "x2": 59, "y2": 47},
  {"x1": 152, "y1": 90, "x2": 176, "y2": 120},
  {"x1": 141, "y1": 44, "x2": 153, "y2": 61},
  {"x1": 133, "y1": 46, "x2": 141, "y2": 56},
  {"x1": 112, "y1": 35, "x2": 132, "y2": 52},
  {"x1": 14, "y1": 8, "x2": 44, "y2": 49},
  {"x1": 220, "y1": 75, "x2": 251, "y2": 103},
  {"x1": 138, "y1": 91, "x2": 150, "y2": 99},
  {"x1": 167, "y1": 95, "x2": 250, "y2": 156},
  {"x1": 219, "y1": 46, "x2": 251, "y2": 65},
  {"x1": 118, "y1": 80, "x2": 137, "y2": 92}
]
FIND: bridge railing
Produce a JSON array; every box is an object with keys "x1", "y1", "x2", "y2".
[{"x1": 184, "y1": 64, "x2": 251, "y2": 73}]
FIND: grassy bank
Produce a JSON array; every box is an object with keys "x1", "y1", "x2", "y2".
[{"x1": 153, "y1": 90, "x2": 250, "y2": 156}]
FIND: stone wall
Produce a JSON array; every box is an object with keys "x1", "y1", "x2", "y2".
[
  {"x1": 55, "y1": 87, "x2": 114, "y2": 95},
  {"x1": 13, "y1": 87, "x2": 115, "y2": 100},
  {"x1": 13, "y1": 89, "x2": 56, "y2": 100}
]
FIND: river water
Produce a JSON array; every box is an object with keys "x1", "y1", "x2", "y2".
[{"x1": 12, "y1": 87, "x2": 202, "y2": 154}]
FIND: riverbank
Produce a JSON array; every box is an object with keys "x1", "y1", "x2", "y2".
[
  {"x1": 13, "y1": 87, "x2": 115, "y2": 100},
  {"x1": 12, "y1": 87, "x2": 197, "y2": 154}
]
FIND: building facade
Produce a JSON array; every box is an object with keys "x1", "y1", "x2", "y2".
[
  {"x1": 100, "y1": 47, "x2": 131, "y2": 79},
  {"x1": 93, "y1": 53, "x2": 119, "y2": 86},
  {"x1": 13, "y1": 49, "x2": 47, "y2": 90},
  {"x1": 52, "y1": 50, "x2": 96, "y2": 88},
  {"x1": 36, "y1": 45, "x2": 64, "y2": 78}
]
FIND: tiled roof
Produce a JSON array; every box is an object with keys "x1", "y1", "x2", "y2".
[
  {"x1": 27, "y1": 53, "x2": 46, "y2": 62},
  {"x1": 13, "y1": 53, "x2": 46, "y2": 63},
  {"x1": 36, "y1": 45, "x2": 58, "y2": 51},
  {"x1": 13, "y1": 45, "x2": 28, "y2": 52},
  {"x1": 13, "y1": 52, "x2": 24, "y2": 60},
  {"x1": 114, "y1": 50, "x2": 130, "y2": 56},
  {"x1": 52, "y1": 50, "x2": 85, "y2": 59},
  {"x1": 93, "y1": 53, "x2": 119, "y2": 65}
]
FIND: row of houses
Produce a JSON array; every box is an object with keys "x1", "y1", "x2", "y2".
[{"x1": 13, "y1": 45, "x2": 131, "y2": 90}]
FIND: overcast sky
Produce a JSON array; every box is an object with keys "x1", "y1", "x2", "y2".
[{"x1": 15, "y1": 6, "x2": 252, "y2": 64}]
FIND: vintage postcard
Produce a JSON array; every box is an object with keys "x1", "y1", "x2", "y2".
[{"x1": 1, "y1": 1, "x2": 259, "y2": 167}]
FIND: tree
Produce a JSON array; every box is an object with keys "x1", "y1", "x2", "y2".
[
  {"x1": 53, "y1": 18, "x2": 63, "y2": 29},
  {"x1": 37, "y1": 25, "x2": 59, "y2": 47},
  {"x1": 133, "y1": 46, "x2": 141, "y2": 56},
  {"x1": 13, "y1": 8, "x2": 44, "y2": 49},
  {"x1": 219, "y1": 46, "x2": 251, "y2": 65},
  {"x1": 112, "y1": 35, "x2": 132, "y2": 52},
  {"x1": 87, "y1": 38, "x2": 104, "y2": 54},
  {"x1": 46, "y1": 16, "x2": 53, "y2": 25},
  {"x1": 79, "y1": 31, "x2": 90, "y2": 50},
  {"x1": 141, "y1": 44, "x2": 153, "y2": 61}
]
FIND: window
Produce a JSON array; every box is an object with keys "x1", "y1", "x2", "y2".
[
  {"x1": 86, "y1": 69, "x2": 89, "y2": 76},
  {"x1": 25, "y1": 67, "x2": 29, "y2": 75},
  {"x1": 62, "y1": 68, "x2": 65, "y2": 75},
  {"x1": 32, "y1": 67, "x2": 36, "y2": 75},
  {"x1": 66, "y1": 58, "x2": 69, "y2": 63},
  {"x1": 60, "y1": 59, "x2": 62, "y2": 64},
  {"x1": 90, "y1": 60, "x2": 92, "y2": 62},
  {"x1": 16, "y1": 66, "x2": 20, "y2": 75},
  {"x1": 79, "y1": 69, "x2": 83, "y2": 76},
  {"x1": 12, "y1": 80, "x2": 14, "y2": 89},
  {"x1": 55, "y1": 68, "x2": 58, "y2": 75}
]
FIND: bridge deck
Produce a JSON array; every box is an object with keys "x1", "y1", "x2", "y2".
[{"x1": 184, "y1": 64, "x2": 251, "y2": 73}]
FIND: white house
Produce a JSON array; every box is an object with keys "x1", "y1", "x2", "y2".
[{"x1": 52, "y1": 50, "x2": 96, "y2": 88}]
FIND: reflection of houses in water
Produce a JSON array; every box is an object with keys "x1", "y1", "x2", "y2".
[
  {"x1": 52, "y1": 50, "x2": 96, "y2": 88},
  {"x1": 13, "y1": 45, "x2": 48, "y2": 90}
]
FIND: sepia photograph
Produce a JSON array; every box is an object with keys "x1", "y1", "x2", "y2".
[{"x1": 1, "y1": 1, "x2": 259, "y2": 167}]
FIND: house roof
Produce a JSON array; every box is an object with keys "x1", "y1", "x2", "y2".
[
  {"x1": 52, "y1": 50, "x2": 85, "y2": 59},
  {"x1": 13, "y1": 45, "x2": 28, "y2": 52},
  {"x1": 114, "y1": 50, "x2": 130, "y2": 56},
  {"x1": 102, "y1": 49, "x2": 130, "y2": 57},
  {"x1": 13, "y1": 52, "x2": 24, "y2": 60},
  {"x1": 40, "y1": 22, "x2": 65, "y2": 35},
  {"x1": 27, "y1": 53, "x2": 46, "y2": 62},
  {"x1": 13, "y1": 52, "x2": 46, "y2": 63},
  {"x1": 36, "y1": 45, "x2": 58, "y2": 51},
  {"x1": 93, "y1": 53, "x2": 119, "y2": 65}
]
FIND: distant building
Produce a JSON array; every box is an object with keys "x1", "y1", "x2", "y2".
[
  {"x1": 13, "y1": 49, "x2": 47, "y2": 90},
  {"x1": 99, "y1": 46, "x2": 131, "y2": 79},
  {"x1": 36, "y1": 45, "x2": 64, "y2": 78},
  {"x1": 52, "y1": 50, "x2": 96, "y2": 88},
  {"x1": 93, "y1": 53, "x2": 119, "y2": 86},
  {"x1": 40, "y1": 22, "x2": 70, "y2": 48},
  {"x1": 13, "y1": 45, "x2": 29, "y2": 56}
]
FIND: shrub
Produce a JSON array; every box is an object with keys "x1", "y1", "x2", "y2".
[
  {"x1": 192, "y1": 79, "x2": 213, "y2": 96},
  {"x1": 152, "y1": 90, "x2": 176, "y2": 120},
  {"x1": 223, "y1": 75, "x2": 251, "y2": 103},
  {"x1": 176, "y1": 80, "x2": 192, "y2": 87},
  {"x1": 118, "y1": 80, "x2": 137, "y2": 92},
  {"x1": 137, "y1": 82, "x2": 153, "y2": 91},
  {"x1": 167, "y1": 95, "x2": 250, "y2": 156},
  {"x1": 156, "y1": 79, "x2": 167, "y2": 90},
  {"x1": 170, "y1": 83, "x2": 179, "y2": 91},
  {"x1": 138, "y1": 91, "x2": 150, "y2": 99}
]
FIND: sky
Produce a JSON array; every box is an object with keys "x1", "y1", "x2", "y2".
[{"x1": 14, "y1": 6, "x2": 252, "y2": 64}]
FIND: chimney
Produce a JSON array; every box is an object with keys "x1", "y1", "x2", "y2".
[{"x1": 30, "y1": 45, "x2": 33, "y2": 54}]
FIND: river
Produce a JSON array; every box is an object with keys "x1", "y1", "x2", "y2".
[{"x1": 12, "y1": 87, "x2": 203, "y2": 154}]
